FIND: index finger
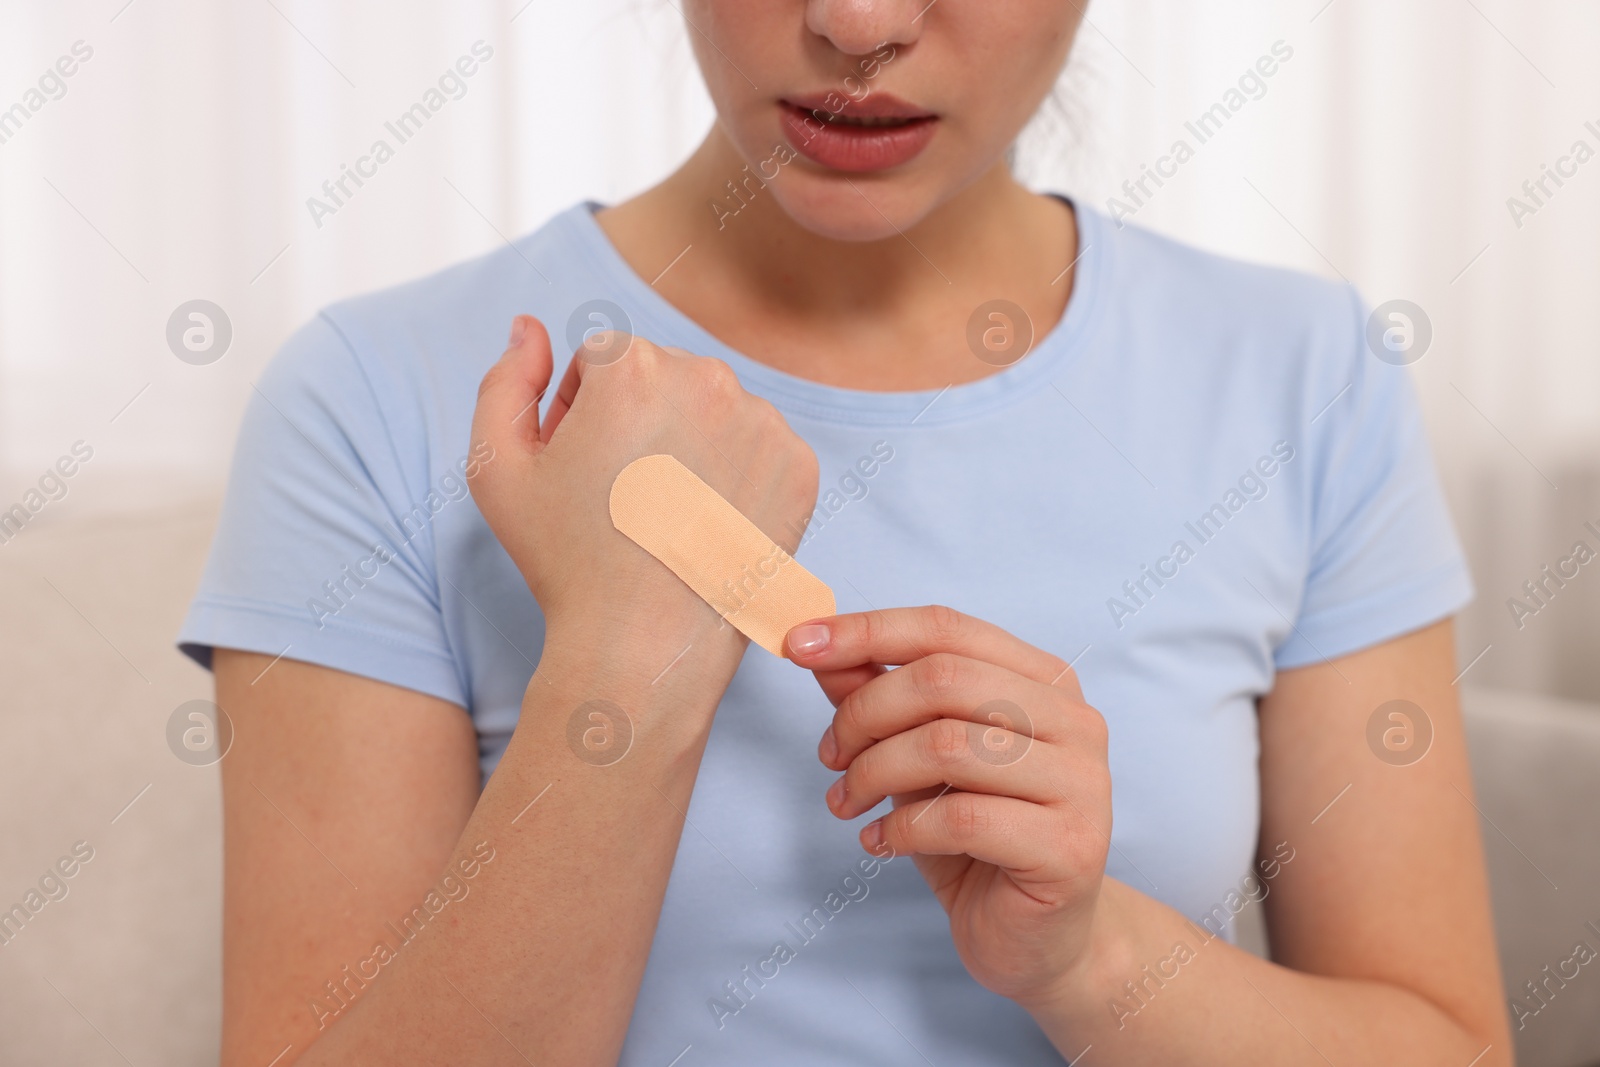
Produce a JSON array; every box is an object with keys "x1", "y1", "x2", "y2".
[
  {"x1": 541, "y1": 328, "x2": 642, "y2": 444},
  {"x1": 541, "y1": 334, "x2": 704, "y2": 444},
  {"x1": 786, "y1": 605, "x2": 1080, "y2": 695}
]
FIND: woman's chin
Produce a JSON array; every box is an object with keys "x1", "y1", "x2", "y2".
[{"x1": 765, "y1": 179, "x2": 938, "y2": 244}]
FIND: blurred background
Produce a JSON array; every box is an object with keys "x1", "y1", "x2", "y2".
[{"x1": 1, "y1": 0, "x2": 1596, "y2": 1064}]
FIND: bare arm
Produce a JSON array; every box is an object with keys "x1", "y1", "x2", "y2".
[
  {"x1": 217, "y1": 318, "x2": 820, "y2": 1065},
  {"x1": 1022, "y1": 620, "x2": 1512, "y2": 1064},
  {"x1": 783, "y1": 608, "x2": 1510, "y2": 1064},
  {"x1": 214, "y1": 649, "x2": 474, "y2": 1061},
  {"x1": 218, "y1": 634, "x2": 731, "y2": 1065}
]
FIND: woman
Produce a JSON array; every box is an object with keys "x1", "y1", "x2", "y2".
[{"x1": 181, "y1": 2, "x2": 1511, "y2": 1063}]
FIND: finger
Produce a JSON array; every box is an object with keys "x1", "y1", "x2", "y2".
[
  {"x1": 815, "y1": 664, "x2": 886, "y2": 766},
  {"x1": 824, "y1": 654, "x2": 1080, "y2": 770},
  {"x1": 786, "y1": 606, "x2": 1080, "y2": 696},
  {"x1": 540, "y1": 351, "x2": 583, "y2": 445},
  {"x1": 811, "y1": 663, "x2": 886, "y2": 711},
  {"x1": 541, "y1": 328, "x2": 642, "y2": 444},
  {"x1": 470, "y1": 316, "x2": 554, "y2": 463},
  {"x1": 827, "y1": 718, "x2": 1060, "y2": 819},
  {"x1": 864, "y1": 792, "x2": 1067, "y2": 876}
]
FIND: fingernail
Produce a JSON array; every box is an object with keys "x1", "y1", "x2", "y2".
[
  {"x1": 509, "y1": 316, "x2": 527, "y2": 346},
  {"x1": 826, "y1": 773, "x2": 847, "y2": 810},
  {"x1": 818, "y1": 725, "x2": 839, "y2": 766},
  {"x1": 788, "y1": 623, "x2": 830, "y2": 657},
  {"x1": 861, "y1": 819, "x2": 884, "y2": 851}
]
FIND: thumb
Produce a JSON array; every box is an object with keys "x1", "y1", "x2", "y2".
[
  {"x1": 471, "y1": 315, "x2": 553, "y2": 462},
  {"x1": 809, "y1": 664, "x2": 887, "y2": 709}
]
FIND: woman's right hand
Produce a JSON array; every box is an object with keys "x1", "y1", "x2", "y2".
[{"x1": 468, "y1": 315, "x2": 821, "y2": 687}]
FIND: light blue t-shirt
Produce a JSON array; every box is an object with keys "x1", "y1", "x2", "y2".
[{"x1": 179, "y1": 199, "x2": 1471, "y2": 1064}]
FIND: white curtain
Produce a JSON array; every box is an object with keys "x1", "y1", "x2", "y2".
[{"x1": 2, "y1": 0, "x2": 1596, "y2": 696}]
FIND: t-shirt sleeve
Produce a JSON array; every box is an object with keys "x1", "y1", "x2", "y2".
[
  {"x1": 1273, "y1": 288, "x2": 1474, "y2": 670},
  {"x1": 177, "y1": 312, "x2": 467, "y2": 706}
]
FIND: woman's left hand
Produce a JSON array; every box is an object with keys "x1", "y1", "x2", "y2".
[{"x1": 786, "y1": 606, "x2": 1113, "y2": 1007}]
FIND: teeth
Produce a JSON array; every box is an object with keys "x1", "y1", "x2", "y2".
[{"x1": 810, "y1": 109, "x2": 916, "y2": 127}]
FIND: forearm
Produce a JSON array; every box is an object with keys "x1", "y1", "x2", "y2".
[
  {"x1": 1023, "y1": 879, "x2": 1507, "y2": 1066},
  {"x1": 295, "y1": 631, "x2": 734, "y2": 1066}
]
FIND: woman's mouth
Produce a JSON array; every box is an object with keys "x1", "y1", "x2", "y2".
[{"x1": 779, "y1": 95, "x2": 938, "y2": 173}]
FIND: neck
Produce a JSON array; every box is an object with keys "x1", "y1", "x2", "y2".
[
  {"x1": 638, "y1": 125, "x2": 1052, "y2": 301},
  {"x1": 596, "y1": 124, "x2": 1077, "y2": 390}
]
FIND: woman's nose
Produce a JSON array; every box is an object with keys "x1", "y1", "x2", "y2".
[{"x1": 805, "y1": 0, "x2": 925, "y2": 56}]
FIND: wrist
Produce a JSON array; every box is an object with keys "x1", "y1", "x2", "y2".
[
  {"x1": 532, "y1": 615, "x2": 744, "y2": 717},
  {"x1": 1013, "y1": 879, "x2": 1135, "y2": 1023}
]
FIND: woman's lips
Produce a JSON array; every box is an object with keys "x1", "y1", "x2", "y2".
[{"x1": 779, "y1": 99, "x2": 938, "y2": 173}]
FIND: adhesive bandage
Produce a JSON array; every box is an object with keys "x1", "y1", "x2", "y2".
[{"x1": 609, "y1": 454, "x2": 836, "y2": 656}]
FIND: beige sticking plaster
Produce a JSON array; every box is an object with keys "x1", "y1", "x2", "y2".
[{"x1": 609, "y1": 454, "x2": 835, "y2": 656}]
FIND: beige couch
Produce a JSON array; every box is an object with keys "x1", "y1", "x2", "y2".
[{"x1": 2, "y1": 500, "x2": 1597, "y2": 1066}]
